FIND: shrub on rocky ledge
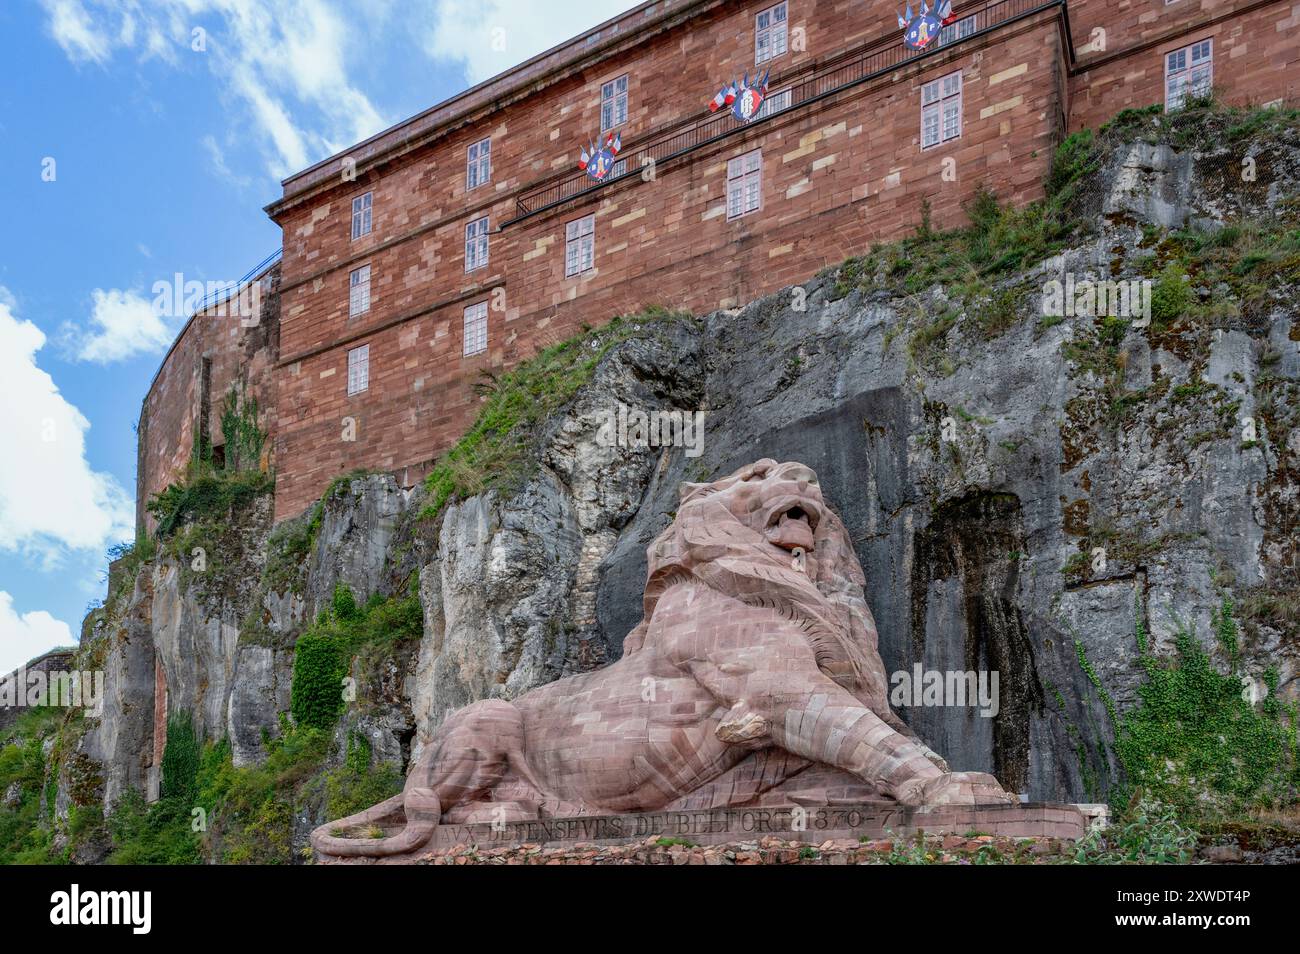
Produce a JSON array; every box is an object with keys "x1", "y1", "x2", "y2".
[{"x1": 421, "y1": 305, "x2": 695, "y2": 520}]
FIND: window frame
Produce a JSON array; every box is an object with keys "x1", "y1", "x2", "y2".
[
  {"x1": 920, "y1": 70, "x2": 962, "y2": 149},
  {"x1": 347, "y1": 344, "x2": 369, "y2": 395},
  {"x1": 1164, "y1": 38, "x2": 1213, "y2": 111},
  {"x1": 466, "y1": 137, "x2": 491, "y2": 191},
  {"x1": 350, "y1": 191, "x2": 372, "y2": 240},
  {"x1": 463, "y1": 301, "x2": 489, "y2": 357},
  {"x1": 726, "y1": 149, "x2": 763, "y2": 221},
  {"x1": 601, "y1": 74, "x2": 629, "y2": 131},
  {"x1": 565, "y1": 214, "x2": 596, "y2": 277},
  {"x1": 348, "y1": 263, "x2": 371, "y2": 318},
  {"x1": 755, "y1": 2, "x2": 789, "y2": 65},
  {"x1": 464, "y1": 216, "x2": 490, "y2": 272}
]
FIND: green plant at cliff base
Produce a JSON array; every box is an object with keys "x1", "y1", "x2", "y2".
[
  {"x1": 324, "y1": 732, "x2": 403, "y2": 821},
  {"x1": 1108, "y1": 599, "x2": 1299, "y2": 818},
  {"x1": 0, "y1": 707, "x2": 63, "y2": 864},
  {"x1": 195, "y1": 725, "x2": 331, "y2": 864},
  {"x1": 104, "y1": 789, "x2": 201, "y2": 865},
  {"x1": 1072, "y1": 794, "x2": 1198, "y2": 864}
]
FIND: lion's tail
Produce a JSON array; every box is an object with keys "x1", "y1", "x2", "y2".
[{"x1": 310, "y1": 787, "x2": 441, "y2": 860}]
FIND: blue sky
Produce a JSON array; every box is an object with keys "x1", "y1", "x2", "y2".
[{"x1": 0, "y1": 0, "x2": 637, "y2": 672}]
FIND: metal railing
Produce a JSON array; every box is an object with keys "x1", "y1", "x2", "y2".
[
  {"x1": 191, "y1": 247, "x2": 283, "y2": 315},
  {"x1": 508, "y1": 0, "x2": 1059, "y2": 224}
]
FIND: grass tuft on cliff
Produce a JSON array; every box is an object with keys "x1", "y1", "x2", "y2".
[{"x1": 420, "y1": 305, "x2": 693, "y2": 521}]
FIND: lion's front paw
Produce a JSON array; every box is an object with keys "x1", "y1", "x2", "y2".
[{"x1": 900, "y1": 772, "x2": 1015, "y2": 808}]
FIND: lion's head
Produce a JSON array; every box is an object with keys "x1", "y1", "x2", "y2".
[{"x1": 624, "y1": 460, "x2": 891, "y2": 707}]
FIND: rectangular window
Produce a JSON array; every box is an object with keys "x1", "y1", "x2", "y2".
[
  {"x1": 351, "y1": 192, "x2": 372, "y2": 240},
  {"x1": 465, "y1": 216, "x2": 489, "y2": 272},
  {"x1": 565, "y1": 215, "x2": 596, "y2": 277},
  {"x1": 755, "y1": 2, "x2": 788, "y2": 65},
  {"x1": 466, "y1": 137, "x2": 491, "y2": 190},
  {"x1": 347, "y1": 344, "x2": 369, "y2": 395},
  {"x1": 920, "y1": 71, "x2": 962, "y2": 148},
  {"x1": 937, "y1": 14, "x2": 977, "y2": 47},
  {"x1": 726, "y1": 149, "x2": 763, "y2": 220},
  {"x1": 755, "y1": 87, "x2": 793, "y2": 120},
  {"x1": 463, "y1": 301, "x2": 488, "y2": 357},
  {"x1": 601, "y1": 74, "x2": 629, "y2": 130},
  {"x1": 1165, "y1": 39, "x2": 1212, "y2": 110},
  {"x1": 348, "y1": 264, "x2": 371, "y2": 317}
]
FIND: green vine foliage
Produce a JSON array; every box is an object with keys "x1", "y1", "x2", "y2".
[
  {"x1": 289, "y1": 583, "x2": 424, "y2": 731},
  {"x1": 160, "y1": 709, "x2": 200, "y2": 803},
  {"x1": 217, "y1": 383, "x2": 266, "y2": 474},
  {"x1": 1112, "y1": 602, "x2": 1298, "y2": 817},
  {"x1": 290, "y1": 628, "x2": 351, "y2": 731}
]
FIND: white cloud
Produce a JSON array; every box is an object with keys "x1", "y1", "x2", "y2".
[
  {"x1": 420, "y1": 0, "x2": 637, "y2": 85},
  {"x1": 0, "y1": 290, "x2": 135, "y2": 560},
  {"x1": 39, "y1": 1, "x2": 392, "y2": 179},
  {"x1": 41, "y1": 0, "x2": 114, "y2": 64},
  {"x1": 62, "y1": 287, "x2": 176, "y2": 364},
  {"x1": 0, "y1": 592, "x2": 75, "y2": 675}
]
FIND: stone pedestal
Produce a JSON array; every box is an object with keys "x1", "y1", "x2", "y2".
[{"x1": 317, "y1": 802, "x2": 1092, "y2": 863}]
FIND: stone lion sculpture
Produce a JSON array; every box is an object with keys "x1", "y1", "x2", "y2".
[{"x1": 312, "y1": 459, "x2": 1011, "y2": 859}]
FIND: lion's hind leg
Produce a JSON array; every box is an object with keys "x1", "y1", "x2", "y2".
[{"x1": 312, "y1": 699, "x2": 526, "y2": 859}]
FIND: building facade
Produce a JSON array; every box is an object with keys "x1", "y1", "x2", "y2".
[{"x1": 137, "y1": 0, "x2": 1300, "y2": 525}]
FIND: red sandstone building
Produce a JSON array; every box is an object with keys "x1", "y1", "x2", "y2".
[{"x1": 137, "y1": 0, "x2": 1300, "y2": 526}]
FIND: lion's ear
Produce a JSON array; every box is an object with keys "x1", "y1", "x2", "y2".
[{"x1": 679, "y1": 481, "x2": 711, "y2": 505}]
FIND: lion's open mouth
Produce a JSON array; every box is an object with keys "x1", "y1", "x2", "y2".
[{"x1": 764, "y1": 500, "x2": 819, "y2": 553}]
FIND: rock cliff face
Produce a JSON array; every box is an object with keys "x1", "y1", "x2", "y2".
[{"x1": 28, "y1": 107, "x2": 1300, "y2": 860}]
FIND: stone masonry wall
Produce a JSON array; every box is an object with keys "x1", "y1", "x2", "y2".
[
  {"x1": 1068, "y1": 0, "x2": 1300, "y2": 129},
  {"x1": 270, "y1": 4, "x2": 1069, "y2": 519},
  {"x1": 136, "y1": 264, "x2": 281, "y2": 531}
]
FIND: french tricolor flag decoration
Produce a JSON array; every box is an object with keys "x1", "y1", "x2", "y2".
[
  {"x1": 708, "y1": 83, "x2": 736, "y2": 113},
  {"x1": 707, "y1": 68, "x2": 770, "y2": 122},
  {"x1": 578, "y1": 130, "x2": 623, "y2": 182},
  {"x1": 898, "y1": 0, "x2": 956, "y2": 50}
]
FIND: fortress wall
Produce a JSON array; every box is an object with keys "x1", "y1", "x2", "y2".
[
  {"x1": 270, "y1": 9, "x2": 1067, "y2": 519},
  {"x1": 136, "y1": 265, "x2": 281, "y2": 532}
]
